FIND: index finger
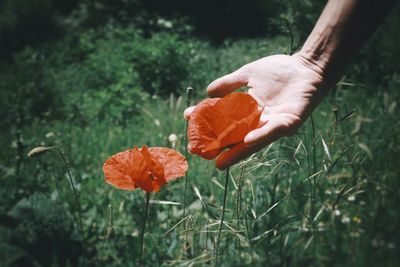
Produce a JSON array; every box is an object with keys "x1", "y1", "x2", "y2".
[
  {"x1": 207, "y1": 69, "x2": 248, "y2": 98},
  {"x1": 183, "y1": 106, "x2": 196, "y2": 120}
]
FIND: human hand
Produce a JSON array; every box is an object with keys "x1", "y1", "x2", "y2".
[{"x1": 185, "y1": 54, "x2": 327, "y2": 170}]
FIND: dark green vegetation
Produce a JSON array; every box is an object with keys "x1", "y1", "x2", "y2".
[{"x1": 1, "y1": 1, "x2": 399, "y2": 266}]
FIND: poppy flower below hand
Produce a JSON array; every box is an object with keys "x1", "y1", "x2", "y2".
[
  {"x1": 103, "y1": 146, "x2": 188, "y2": 192},
  {"x1": 188, "y1": 92, "x2": 262, "y2": 160}
]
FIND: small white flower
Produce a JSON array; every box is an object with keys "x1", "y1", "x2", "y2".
[
  {"x1": 11, "y1": 141, "x2": 17, "y2": 148},
  {"x1": 168, "y1": 133, "x2": 178, "y2": 148},
  {"x1": 45, "y1": 132, "x2": 55, "y2": 138},
  {"x1": 131, "y1": 229, "x2": 139, "y2": 237},
  {"x1": 157, "y1": 18, "x2": 173, "y2": 28},
  {"x1": 333, "y1": 209, "x2": 341, "y2": 216},
  {"x1": 325, "y1": 189, "x2": 332, "y2": 195},
  {"x1": 168, "y1": 134, "x2": 178, "y2": 143},
  {"x1": 341, "y1": 215, "x2": 350, "y2": 224},
  {"x1": 164, "y1": 21, "x2": 173, "y2": 28},
  {"x1": 347, "y1": 195, "x2": 356, "y2": 201}
]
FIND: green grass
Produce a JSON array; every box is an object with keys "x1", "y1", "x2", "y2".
[{"x1": 0, "y1": 28, "x2": 399, "y2": 267}]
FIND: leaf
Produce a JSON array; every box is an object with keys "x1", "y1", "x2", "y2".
[
  {"x1": 321, "y1": 137, "x2": 332, "y2": 161},
  {"x1": 149, "y1": 200, "x2": 181, "y2": 206},
  {"x1": 358, "y1": 143, "x2": 373, "y2": 160}
]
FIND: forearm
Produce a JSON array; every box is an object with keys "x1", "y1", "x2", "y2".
[{"x1": 297, "y1": 0, "x2": 398, "y2": 87}]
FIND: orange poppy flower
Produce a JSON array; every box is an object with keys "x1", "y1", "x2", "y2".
[
  {"x1": 188, "y1": 92, "x2": 262, "y2": 160},
  {"x1": 103, "y1": 146, "x2": 188, "y2": 192}
]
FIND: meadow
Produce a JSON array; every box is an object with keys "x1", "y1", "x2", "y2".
[{"x1": 0, "y1": 1, "x2": 399, "y2": 266}]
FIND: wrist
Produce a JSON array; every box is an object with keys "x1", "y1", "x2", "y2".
[
  {"x1": 294, "y1": 45, "x2": 342, "y2": 91},
  {"x1": 293, "y1": 51, "x2": 327, "y2": 80},
  {"x1": 293, "y1": 0, "x2": 348, "y2": 89},
  {"x1": 292, "y1": 51, "x2": 337, "y2": 100}
]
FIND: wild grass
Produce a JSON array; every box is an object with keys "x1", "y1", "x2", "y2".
[{"x1": 0, "y1": 33, "x2": 399, "y2": 267}]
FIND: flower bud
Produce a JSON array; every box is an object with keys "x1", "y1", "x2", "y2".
[{"x1": 27, "y1": 146, "x2": 54, "y2": 158}]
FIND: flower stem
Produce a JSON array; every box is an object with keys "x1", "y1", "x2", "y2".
[
  {"x1": 140, "y1": 192, "x2": 151, "y2": 261},
  {"x1": 55, "y1": 147, "x2": 86, "y2": 251},
  {"x1": 235, "y1": 165, "x2": 245, "y2": 252},
  {"x1": 183, "y1": 86, "x2": 193, "y2": 218},
  {"x1": 215, "y1": 167, "x2": 230, "y2": 263},
  {"x1": 183, "y1": 120, "x2": 189, "y2": 218}
]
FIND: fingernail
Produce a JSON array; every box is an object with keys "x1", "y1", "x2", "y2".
[{"x1": 183, "y1": 110, "x2": 190, "y2": 119}]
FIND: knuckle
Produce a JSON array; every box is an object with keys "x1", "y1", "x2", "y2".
[
  {"x1": 236, "y1": 66, "x2": 249, "y2": 80},
  {"x1": 219, "y1": 76, "x2": 228, "y2": 85},
  {"x1": 239, "y1": 63, "x2": 251, "y2": 73}
]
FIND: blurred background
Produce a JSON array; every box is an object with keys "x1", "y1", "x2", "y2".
[{"x1": 0, "y1": 0, "x2": 399, "y2": 266}]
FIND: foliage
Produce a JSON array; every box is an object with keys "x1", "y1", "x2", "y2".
[{"x1": 0, "y1": 1, "x2": 399, "y2": 267}]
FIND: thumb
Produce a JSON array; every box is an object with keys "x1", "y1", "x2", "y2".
[
  {"x1": 207, "y1": 69, "x2": 248, "y2": 98},
  {"x1": 215, "y1": 142, "x2": 264, "y2": 170},
  {"x1": 244, "y1": 114, "x2": 300, "y2": 147}
]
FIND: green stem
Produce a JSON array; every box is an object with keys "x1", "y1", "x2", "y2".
[
  {"x1": 182, "y1": 87, "x2": 193, "y2": 258},
  {"x1": 183, "y1": 120, "x2": 189, "y2": 218},
  {"x1": 235, "y1": 165, "x2": 245, "y2": 251},
  {"x1": 183, "y1": 87, "x2": 193, "y2": 218},
  {"x1": 140, "y1": 192, "x2": 151, "y2": 261},
  {"x1": 310, "y1": 115, "x2": 317, "y2": 261},
  {"x1": 310, "y1": 114, "x2": 317, "y2": 174},
  {"x1": 215, "y1": 168, "x2": 230, "y2": 263},
  {"x1": 308, "y1": 115, "x2": 317, "y2": 220},
  {"x1": 55, "y1": 147, "x2": 86, "y2": 250}
]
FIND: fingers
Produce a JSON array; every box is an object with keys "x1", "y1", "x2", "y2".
[
  {"x1": 183, "y1": 106, "x2": 195, "y2": 120},
  {"x1": 185, "y1": 68, "x2": 248, "y2": 119},
  {"x1": 215, "y1": 142, "x2": 265, "y2": 170},
  {"x1": 215, "y1": 115, "x2": 295, "y2": 170},
  {"x1": 244, "y1": 114, "x2": 301, "y2": 147},
  {"x1": 244, "y1": 120, "x2": 282, "y2": 147},
  {"x1": 207, "y1": 69, "x2": 248, "y2": 98}
]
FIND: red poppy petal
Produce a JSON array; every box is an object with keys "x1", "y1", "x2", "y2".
[
  {"x1": 103, "y1": 148, "x2": 146, "y2": 190},
  {"x1": 204, "y1": 104, "x2": 261, "y2": 152},
  {"x1": 188, "y1": 111, "x2": 222, "y2": 159},
  {"x1": 203, "y1": 122, "x2": 239, "y2": 152},
  {"x1": 141, "y1": 145, "x2": 165, "y2": 179},
  {"x1": 188, "y1": 93, "x2": 261, "y2": 159},
  {"x1": 200, "y1": 104, "x2": 237, "y2": 136},
  {"x1": 125, "y1": 147, "x2": 162, "y2": 193},
  {"x1": 138, "y1": 146, "x2": 166, "y2": 192},
  {"x1": 188, "y1": 98, "x2": 222, "y2": 159},
  {"x1": 148, "y1": 147, "x2": 188, "y2": 182},
  {"x1": 214, "y1": 92, "x2": 259, "y2": 121}
]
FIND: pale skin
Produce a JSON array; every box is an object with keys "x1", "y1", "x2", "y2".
[{"x1": 184, "y1": 0, "x2": 398, "y2": 170}]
